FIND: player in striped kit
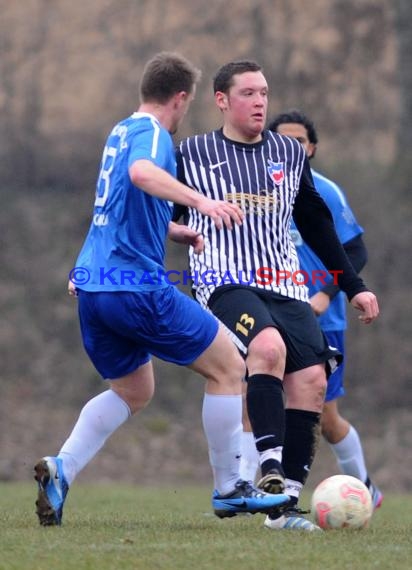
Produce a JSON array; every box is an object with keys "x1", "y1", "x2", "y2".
[{"x1": 175, "y1": 60, "x2": 379, "y2": 531}]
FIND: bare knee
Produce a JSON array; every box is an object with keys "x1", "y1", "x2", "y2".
[
  {"x1": 285, "y1": 365, "x2": 327, "y2": 412},
  {"x1": 111, "y1": 385, "x2": 153, "y2": 415},
  {"x1": 218, "y1": 350, "x2": 246, "y2": 388},
  {"x1": 109, "y1": 364, "x2": 155, "y2": 414},
  {"x1": 247, "y1": 328, "x2": 286, "y2": 376},
  {"x1": 190, "y1": 327, "x2": 246, "y2": 394}
]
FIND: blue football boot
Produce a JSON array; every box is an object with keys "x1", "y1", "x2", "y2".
[
  {"x1": 34, "y1": 456, "x2": 69, "y2": 526},
  {"x1": 212, "y1": 479, "x2": 290, "y2": 518}
]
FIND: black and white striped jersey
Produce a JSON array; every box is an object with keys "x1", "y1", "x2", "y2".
[
  {"x1": 177, "y1": 128, "x2": 310, "y2": 306},
  {"x1": 176, "y1": 128, "x2": 367, "y2": 307}
]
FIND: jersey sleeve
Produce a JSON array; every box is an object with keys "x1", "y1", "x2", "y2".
[
  {"x1": 128, "y1": 119, "x2": 173, "y2": 171},
  {"x1": 293, "y1": 159, "x2": 368, "y2": 300}
]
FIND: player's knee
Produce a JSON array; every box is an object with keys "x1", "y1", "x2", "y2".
[
  {"x1": 210, "y1": 349, "x2": 246, "y2": 390},
  {"x1": 313, "y1": 375, "x2": 327, "y2": 408},
  {"x1": 248, "y1": 330, "x2": 286, "y2": 371},
  {"x1": 306, "y1": 366, "x2": 327, "y2": 392},
  {"x1": 227, "y1": 351, "x2": 247, "y2": 384},
  {"x1": 127, "y1": 393, "x2": 153, "y2": 414},
  {"x1": 294, "y1": 368, "x2": 327, "y2": 411},
  {"x1": 111, "y1": 384, "x2": 154, "y2": 415}
]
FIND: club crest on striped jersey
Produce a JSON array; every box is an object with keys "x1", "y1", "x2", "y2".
[{"x1": 267, "y1": 160, "x2": 284, "y2": 185}]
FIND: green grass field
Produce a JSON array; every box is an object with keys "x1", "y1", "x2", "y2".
[{"x1": 1, "y1": 483, "x2": 411, "y2": 570}]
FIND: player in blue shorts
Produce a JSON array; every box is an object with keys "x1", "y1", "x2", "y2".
[
  {"x1": 33, "y1": 52, "x2": 289, "y2": 526},
  {"x1": 268, "y1": 110, "x2": 383, "y2": 509}
]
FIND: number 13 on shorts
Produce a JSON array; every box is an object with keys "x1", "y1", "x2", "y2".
[{"x1": 235, "y1": 313, "x2": 255, "y2": 337}]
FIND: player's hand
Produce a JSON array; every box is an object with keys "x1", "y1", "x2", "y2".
[
  {"x1": 168, "y1": 222, "x2": 204, "y2": 253},
  {"x1": 350, "y1": 291, "x2": 379, "y2": 324},
  {"x1": 197, "y1": 196, "x2": 244, "y2": 230},
  {"x1": 68, "y1": 279, "x2": 78, "y2": 297},
  {"x1": 310, "y1": 291, "x2": 330, "y2": 316}
]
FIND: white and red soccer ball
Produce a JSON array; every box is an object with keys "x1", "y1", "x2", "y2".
[{"x1": 311, "y1": 474, "x2": 373, "y2": 530}]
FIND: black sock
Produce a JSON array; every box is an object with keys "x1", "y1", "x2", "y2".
[
  {"x1": 246, "y1": 374, "x2": 285, "y2": 472},
  {"x1": 288, "y1": 496, "x2": 298, "y2": 508},
  {"x1": 282, "y1": 408, "x2": 321, "y2": 486}
]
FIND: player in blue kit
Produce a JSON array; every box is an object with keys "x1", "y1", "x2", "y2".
[
  {"x1": 268, "y1": 110, "x2": 383, "y2": 509},
  {"x1": 33, "y1": 52, "x2": 289, "y2": 526}
]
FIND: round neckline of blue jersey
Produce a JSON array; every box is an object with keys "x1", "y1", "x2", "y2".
[
  {"x1": 217, "y1": 127, "x2": 267, "y2": 149},
  {"x1": 131, "y1": 111, "x2": 160, "y2": 123}
]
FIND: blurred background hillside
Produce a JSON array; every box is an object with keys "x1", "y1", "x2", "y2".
[{"x1": 1, "y1": 0, "x2": 411, "y2": 492}]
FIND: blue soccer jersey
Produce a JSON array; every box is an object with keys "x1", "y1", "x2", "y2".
[
  {"x1": 290, "y1": 170, "x2": 363, "y2": 331},
  {"x1": 75, "y1": 112, "x2": 175, "y2": 291}
]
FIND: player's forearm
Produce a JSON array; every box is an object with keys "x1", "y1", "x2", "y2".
[
  {"x1": 129, "y1": 159, "x2": 202, "y2": 209},
  {"x1": 293, "y1": 193, "x2": 368, "y2": 300},
  {"x1": 303, "y1": 228, "x2": 367, "y2": 300},
  {"x1": 321, "y1": 282, "x2": 341, "y2": 300},
  {"x1": 343, "y1": 234, "x2": 368, "y2": 273},
  {"x1": 320, "y1": 234, "x2": 368, "y2": 299}
]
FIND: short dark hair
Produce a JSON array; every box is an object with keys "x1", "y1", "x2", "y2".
[
  {"x1": 268, "y1": 109, "x2": 319, "y2": 145},
  {"x1": 140, "y1": 52, "x2": 201, "y2": 104},
  {"x1": 213, "y1": 60, "x2": 262, "y2": 94}
]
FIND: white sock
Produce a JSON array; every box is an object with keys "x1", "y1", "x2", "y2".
[
  {"x1": 258, "y1": 447, "x2": 283, "y2": 465},
  {"x1": 58, "y1": 389, "x2": 131, "y2": 485},
  {"x1": 330, "y1": 425, "x2": 368, "y2": 482},
  {"x1": 202, "y1": 393, "x2": 242, "y2": 495},
  {"x1": 239, "y1": 431, "x2": 260, "y2": 482},
  {"x1": 285, "y1": 478, "x2": 303, "y2": 501}
]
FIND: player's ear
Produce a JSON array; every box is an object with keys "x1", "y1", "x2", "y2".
[
  {"x1": 215, "y1": 91, "x2": 228, "y2": 111},
  {"x1": 308, "y1": 143, "x2": 317, "y2": 159},
  {"x1": 174, "y1": 91, "x2": 188, "y2": 109}
]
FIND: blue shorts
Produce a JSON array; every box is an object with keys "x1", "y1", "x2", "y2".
[
  {"x1": 77, "y1": 287, "x2": 219, "y2": 380},
  {"x1": 324, "y1": 330, "x2": 346, "y2": 402}
]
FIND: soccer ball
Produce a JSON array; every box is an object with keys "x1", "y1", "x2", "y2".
[{"x1": 311, "y1": 474, "x2": 373, "y2": 530}]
